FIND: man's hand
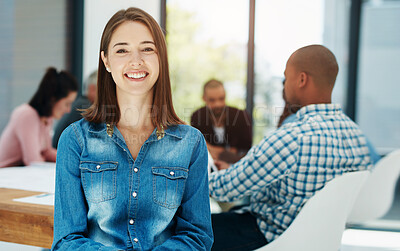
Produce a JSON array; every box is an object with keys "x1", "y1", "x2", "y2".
[
  {"x1": 214, "y1": 159, "x2": 230, "y2": 170},
  {"x1": 206, "y1": 143, "x2": 225, "y2": 160}
]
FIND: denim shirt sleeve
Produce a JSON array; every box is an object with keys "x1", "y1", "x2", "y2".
[
  {"x1": 51, "y1": 124, "x2": 119, "y2": 251},
  {"x1": 153, "y1": 131, "x2": 214, "y2": 250}
]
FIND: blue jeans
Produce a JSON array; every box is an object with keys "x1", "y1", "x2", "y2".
[{"x1": 211, "y1": 212, "x2": 268, "y2": 251}]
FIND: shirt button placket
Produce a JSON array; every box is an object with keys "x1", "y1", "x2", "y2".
[{"x1": 130, "y1": 162, "x2": 140, "y2": 248}]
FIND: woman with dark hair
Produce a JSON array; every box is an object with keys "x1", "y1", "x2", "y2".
[
  {"x1": 0, "y1": 67, "x2": 78, "y2": 168},
  {"x1": 52, "y1": 7, "x2": 213, "y2": 250}
]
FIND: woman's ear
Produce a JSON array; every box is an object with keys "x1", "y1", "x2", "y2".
[{"x1": 101, "y1": 51, "x2": 110, "y2": 72}]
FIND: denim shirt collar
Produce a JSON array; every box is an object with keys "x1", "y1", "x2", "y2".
[{"x1": 87, "y1": 122, "x2": 184, "y2": 143}]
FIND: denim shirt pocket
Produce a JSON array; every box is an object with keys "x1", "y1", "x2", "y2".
[
  {"x1": 152, "y1": 167, "x2": 188, "y2": 209},
  {"x1": 79, "y1": 161, "x2": 118, "y2": 203}
]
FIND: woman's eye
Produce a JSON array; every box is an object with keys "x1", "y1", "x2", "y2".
[
  {"x1": 143, "y1": 47, "x2": 155, "y2": 52},
  {"x1": 116, "y1": 49, "x2": 127, "y2": 53}
]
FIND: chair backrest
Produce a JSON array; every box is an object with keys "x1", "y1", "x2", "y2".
[
  {"x1": 348, "y1": 149, "x2": 400, "y2": 223},
  {"x1": 255, "y1": 171, "x2": 369, "y2": 251}
]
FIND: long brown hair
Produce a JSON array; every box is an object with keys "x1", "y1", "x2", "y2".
[{"x1": 83, "y1": 7, "x2": 184, "y2": 129}]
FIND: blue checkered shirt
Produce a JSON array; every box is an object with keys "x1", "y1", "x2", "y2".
[{"x1": 209, "y1": 104, "x2": 373, "y2": 242}]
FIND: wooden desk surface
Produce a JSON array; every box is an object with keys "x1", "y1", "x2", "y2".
[{"x1": 0, "y1": 188, "x2": 53, "y2": 249}]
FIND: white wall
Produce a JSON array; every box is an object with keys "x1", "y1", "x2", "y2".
[{"x1": 83, "y1": 0, "x2": 161, "y2": 82}]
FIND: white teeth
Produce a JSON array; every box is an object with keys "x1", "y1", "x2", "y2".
[{"x1": 127, "y1": 72, "x2": 146, "y2": 79}]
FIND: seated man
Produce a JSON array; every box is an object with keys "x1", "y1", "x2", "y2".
[
  {"x1": 209, "y1": 45, "x2": 373, "y2": 250},
  {"x1": 191, "y1": 79, "x2": 252, "y2": 163},
  {"x1": 278, "y1": 81, "x2": 381, "y2": 164}
]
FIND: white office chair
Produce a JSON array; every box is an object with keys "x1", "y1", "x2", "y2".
[
  {"x1": 255, "y1": 171, "x2": 369, "y2": 251},
  {"x1": 348, "y1": 149, "x2": 400, "y2": 223}
]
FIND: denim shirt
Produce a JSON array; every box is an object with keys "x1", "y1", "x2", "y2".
[{"x1": 52, "y1": 119, "x2": 213, "y2": 251}]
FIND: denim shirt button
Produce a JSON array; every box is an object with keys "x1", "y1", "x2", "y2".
[
  {"x1": 129, "y1": 219, "x2": 134, "y2": 225},
  {"x1": 170, "y1": 171, "x2": 175, "y2": 176},
  {"x1": 132, "y1": 192, "x2": 137, "y2": 198},
  {"x1": 134, "y1": 168, "x2": 138, "y2": 173},
  {"x1": 133, "y1": 238, "x2": 139, "y2": 243},
  {"x1": 96, "y1": 165, "x2": 100, "y2": 169}
]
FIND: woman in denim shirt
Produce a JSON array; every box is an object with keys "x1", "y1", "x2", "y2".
[{"x1": 52, "y1": 7, "x2": 213, "y2": 251}]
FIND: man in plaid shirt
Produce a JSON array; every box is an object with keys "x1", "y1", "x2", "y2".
[{"x1": 209, "y1": 45, "x2": 373, "y2": 250}]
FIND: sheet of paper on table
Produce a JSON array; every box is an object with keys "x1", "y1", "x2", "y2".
[
  {"x1": 0, "y1": 162, "x2": 56, "y2": 193},
  {"x1": 13, "y1": 193, "x2": 55, "y2": 206}
]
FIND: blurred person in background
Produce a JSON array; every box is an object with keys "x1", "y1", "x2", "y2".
[
  {"x1": 0, "y1": 67, "x2": 78, "y2": 168},
  {"x1": 191, "y1": 79, "x2": 252, "y2": 163}
]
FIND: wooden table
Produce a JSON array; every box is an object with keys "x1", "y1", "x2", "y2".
[{"x1": 0, "y1": 188, "x2": 53, "y2": 249}]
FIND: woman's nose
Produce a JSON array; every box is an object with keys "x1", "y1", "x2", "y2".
[{"x1": 130, "y1": 51, "x2": 143, "y2": 67}]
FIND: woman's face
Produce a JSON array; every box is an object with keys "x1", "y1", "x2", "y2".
[
  {"x1": 101, "y1": 21, "x2": 160, "y2": 98},
  {"x1": 52, "y1": 91, "x2": 77, "y2": 119}
]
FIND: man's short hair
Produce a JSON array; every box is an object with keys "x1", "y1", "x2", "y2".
[
  {"x1": 292, "y1": 45, "x2": 338, "y2": 88},
  {"x1": 203, "y1": 79, "x2": 224, "y2": 96}
]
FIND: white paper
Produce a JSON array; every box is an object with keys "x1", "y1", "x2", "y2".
[
  {"x1": 13, "y1": 193, "x2": 54, "y2": 206},
  {"x1": 0, "y1": 163, "x2": 55, "y2": 193}
]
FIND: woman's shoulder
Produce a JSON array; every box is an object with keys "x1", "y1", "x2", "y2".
[
  {"x1": 59, "y1": 119, "x2": 97, "y2": 147},
  {"x1": 7, "y1": 104, "x2": 40, "y2": 126},
  {"x1": 74, "y1": 118, "x2": 100, "y2": 130},
  {"x1": 166, "y1": 124, "x2": 204, "y2": 144},
  {"x1": 12, "y1": 104, "x2": 38, "y2": 118},
  {"x1": 61, "y1": 118, "x2": 92, "y2": 136},
  {"x1": 168, "y1": 124, "x2": 202, "y2": 135}
]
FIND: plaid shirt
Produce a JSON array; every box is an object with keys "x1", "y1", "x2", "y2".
[{"x1": 209, "y1": 104, "x2": 373, "y2": 242}]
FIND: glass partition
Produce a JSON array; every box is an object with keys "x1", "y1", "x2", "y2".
[
  {"x1": 166, "y1": 0, "x2": 249, "y2": 122},
  {"x1": 356, "y1": 0, "x2": 400, "y2": 154},
  {"x1": 253, "y1": 0, "x2": 325, "y2": 142}
]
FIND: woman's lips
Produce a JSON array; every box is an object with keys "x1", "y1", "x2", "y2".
[{"x1": 125, "y1": 71, "x2": 148, "y2": 80}]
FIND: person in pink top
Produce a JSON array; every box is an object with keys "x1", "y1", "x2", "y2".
[{"x1": 0, "y1": 67, "x2": 78, "y2": 168}]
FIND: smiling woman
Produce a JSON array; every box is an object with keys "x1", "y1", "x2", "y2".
[{"x1": 52, "y1": 7, "x2": 213, "y2": 251}]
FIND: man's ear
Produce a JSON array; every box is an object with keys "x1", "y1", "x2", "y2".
[
  {"x1": 101, "y1": 51, "x2": 109, "y2": 70},
  {"x1": 298, "y1": 72, "x2": 308, "y2": 88}
]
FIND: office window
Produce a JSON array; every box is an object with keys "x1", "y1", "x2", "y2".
[
  {"x1": 166, "y1": 0, "x2": 249, "y2": 122},
  {"x1": 164, "y1": 0, "x2": 363, "y2": 147},
  {"x1": 356, "y1": 0, "x2": 400, "y2": 153},
  {"x1": 253, "y1": 0, "x2": 324, "y2": 142}
]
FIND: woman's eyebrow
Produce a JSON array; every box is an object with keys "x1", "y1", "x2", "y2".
[
  {"x1": 141, "y1": 41, "x2": 155, "y2": 45},
  {"x1": 113, "y1": 41, "x2": 155, "y2": 48},
  {"x1": 113, "y1": 42, "x2": 128, "y2": 48}
]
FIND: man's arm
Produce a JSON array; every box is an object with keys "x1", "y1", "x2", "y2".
[{"x1": 209, "y1": 129, "x2": 299, "y2": 202}]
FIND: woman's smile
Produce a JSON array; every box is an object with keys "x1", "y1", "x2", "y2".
[{"x1": 125, "y1": 71, "x2": 149, "y2": 81}]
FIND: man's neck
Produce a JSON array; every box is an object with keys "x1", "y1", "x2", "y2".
[{"x1": 211, "y1": 114, "x2": 226, "y2": 127}]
